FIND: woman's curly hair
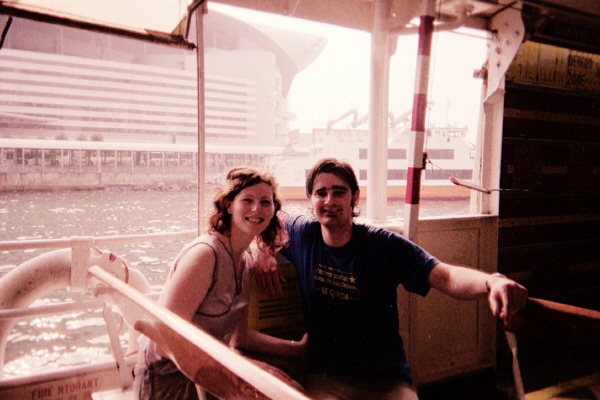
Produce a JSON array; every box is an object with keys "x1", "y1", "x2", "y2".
[{"x1": 207, "y1": 167, "x2": 287, "y2": 255}]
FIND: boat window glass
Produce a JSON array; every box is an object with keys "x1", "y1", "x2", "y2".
[{"x1": 211, "y1": 4, "x2": 487, "y2": 219}]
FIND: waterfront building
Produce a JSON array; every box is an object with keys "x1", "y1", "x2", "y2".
[{"x1": 0, "y1": 11, "x2": 326, "y2": 148}]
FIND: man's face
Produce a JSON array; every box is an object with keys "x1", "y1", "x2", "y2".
[{"x1": 310, "y1": 172, "x2": 358, "y2": 230}]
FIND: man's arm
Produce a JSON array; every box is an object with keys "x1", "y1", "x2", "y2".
[
  {"x1": 250, "y1": 240, "x2": 285, "y2": 298},
  {"x1": 428, "y1": 262, "x2": 529, "y2": 325}
]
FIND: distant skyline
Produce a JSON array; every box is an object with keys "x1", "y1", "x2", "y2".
[{"x1": 210, "y1": 4, "x2": 488, "y2": 143}]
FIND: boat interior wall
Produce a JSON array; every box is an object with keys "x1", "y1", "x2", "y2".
[
  {"x1": 496, "y1": 35, "x2": 600, "y2": 332},
  {"x1": 388, "y1": 215, "x2": 499, "y2": 384},
  {"x1": 498, "y1": 80, "x2": 600, "y2": 313}
]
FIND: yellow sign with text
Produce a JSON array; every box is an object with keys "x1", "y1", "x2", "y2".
[
  {"x1": 507, "y1": 41, "x2": 600, "y2": 92},
  {"x1": 248, "y1": 263, "x2": 305, "y2": 340}
]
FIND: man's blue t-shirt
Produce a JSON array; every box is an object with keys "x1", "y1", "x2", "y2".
[{"x1": 280, "y1": 214, "x2": 439, "y2": 384}]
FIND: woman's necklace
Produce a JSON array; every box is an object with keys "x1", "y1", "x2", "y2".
[{"x1": 215, "y1": 232, "x2": 243, "y2": 292}]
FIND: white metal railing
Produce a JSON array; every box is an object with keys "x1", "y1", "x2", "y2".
[
  {"x1": 0, "y1": 232, "x2": 195, "y2": 385},
  {"x1": 0, "y1": 231, "x2": 196, "y2": 252},
  {"x1": 0, "y1": 231, "x2": 311, "y2": 400}
]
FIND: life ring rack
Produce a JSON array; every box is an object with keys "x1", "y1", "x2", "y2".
[{"x1": 0, "y1": 246, "x2": 153, "y2": 392}]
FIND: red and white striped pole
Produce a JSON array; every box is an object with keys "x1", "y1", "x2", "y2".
[{"x1": 404, "y1": 1, "x2": 435, "y2": 242}]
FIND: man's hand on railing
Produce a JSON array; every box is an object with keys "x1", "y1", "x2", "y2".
[
  {"x1": 294, "y1": 333, "x2": 309, "y2": 361},
  {"x1": 486, "y1": 275, "x2": 529, "y2": 326},
  {"x1": 250, "y1": 241, "x2": 285, "y2": 298},
  {"x1": 502, "y1": 297, "x2": 600, "y2": 352}
]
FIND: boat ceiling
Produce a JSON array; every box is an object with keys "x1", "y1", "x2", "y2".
[
  {"x1": 211, "y1": 1, "x2": 600, "y2": 54},
  {"x1": 1, "y1": 0, "x2": 599, "y2": 53},
  {"x1": 0, "y1": 0, "x2": 197, "y2": 48}
]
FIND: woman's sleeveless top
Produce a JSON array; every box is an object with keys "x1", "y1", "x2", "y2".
[{"x1": 142, "y1": 234, "x2": 252, "y2": 364}]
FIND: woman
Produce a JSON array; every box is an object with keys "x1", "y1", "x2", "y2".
[{"x1": 134, "y1": 167, "x2": 306, "y2": 399}]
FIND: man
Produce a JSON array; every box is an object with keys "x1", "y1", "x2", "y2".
[{"x1": 254, "y1": 158, "x2": 528, "y2": 400}]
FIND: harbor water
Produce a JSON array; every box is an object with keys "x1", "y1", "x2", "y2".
[{"x1": 0, "y1": 188, "x2": 469, "y2": 378}]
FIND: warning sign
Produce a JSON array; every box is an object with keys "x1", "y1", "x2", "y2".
[
  {"x1": 507, "y1": 41, "x2": 600, "y2": 93},
  {"x1": 248, "y1": 261, "x2": 305, "y2": 340}
]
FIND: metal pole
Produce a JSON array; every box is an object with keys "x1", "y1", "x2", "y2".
[
  {"x1": 480, "y1": 5, "x2": 524, "y2": 216},
  {"x1": 196, "y1": 5, "x2": 207, "y2": 234},
  {"x1": 470, "y1": 66, "x2": 488, "y2": 215},
  {"x1": 366, "y1": 0, "x2": 392, "y2": 222},
  {"x1": 403, "y1": 0, "x2": 435, "y2": 242}
]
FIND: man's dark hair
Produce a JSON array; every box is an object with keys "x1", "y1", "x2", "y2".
[{"x1": 306, "y1": 158, "x2": 360, "y2": 199}]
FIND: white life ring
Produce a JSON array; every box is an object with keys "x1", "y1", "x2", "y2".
[{"x1": 0, "y1": 247, "x2": 152, "y2": 372}]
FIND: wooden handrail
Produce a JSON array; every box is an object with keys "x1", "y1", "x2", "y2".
[
  {"x1": 89, "y1": 266, "x2": 310, "y2": 400},
  {"x1": 505, "y1": 297, "x2": 600, "y2": 353}
]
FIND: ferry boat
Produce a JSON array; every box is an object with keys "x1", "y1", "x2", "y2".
[
  {"x1": 1, "y1": 1, "x2": 599, "y2": 399},
  {"x1": 275, "y1": 122, "x2": 475, "y2": 199}
]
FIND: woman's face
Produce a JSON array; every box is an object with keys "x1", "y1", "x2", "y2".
[{"x1": 228, "y1": 182, "x2": 276, "y2": 238}]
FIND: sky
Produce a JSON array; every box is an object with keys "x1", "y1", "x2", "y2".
[{"x1": 210, "y1": 4, "x2": 488, "y2": 143}]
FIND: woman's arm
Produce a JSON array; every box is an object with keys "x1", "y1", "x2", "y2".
[
  {"x1": 428, "y1": 262, "x2": 528, "y2": 324},
  {"x1": 232, "y1": 307, "x2": 307, "y2": 359},
  {"x1": 232, "y1": 311, "x2": 307, "y2": 385},
  {"x1": 250, "y1": 240, "x2": 285, "y2": 298},
  {"x1": 155, "y1": 244, "x2": 216, "y2": 357}
]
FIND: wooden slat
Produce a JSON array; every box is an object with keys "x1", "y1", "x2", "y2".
[
  {"x1": 498, "y1": 221, "x2": 598, "y2": 247},
  {"x1": 499, "y1": 194, "x2": 598, "y2": 219}
]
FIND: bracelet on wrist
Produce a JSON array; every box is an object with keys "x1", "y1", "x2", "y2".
[
  {"x1": 486, "y1": 272, "x2": 507, "y2": 292},
  {"x1": 290, "y1": 340, "x2": 298, "y2": 357}
]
